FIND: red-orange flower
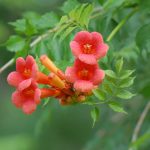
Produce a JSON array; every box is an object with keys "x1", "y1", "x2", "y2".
[
  {"x1": 70, "y1": 31, "x2": 108, "y2": 64},
  {"x1": 65, "y1": 59, "x2": 105, "y2": 92},
  {"x1": 7, "y1": 55, "x2": 38, "y2": 87},
  {"x1": 12, "y1": 79, "x2": 41, "y2": 114}
]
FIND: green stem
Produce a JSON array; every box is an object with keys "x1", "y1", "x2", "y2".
[{"x1": 106, "y1": 7, "x2": 138, "y2": 42}]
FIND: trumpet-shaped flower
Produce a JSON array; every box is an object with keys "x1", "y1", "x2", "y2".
[
  {"x1": 7, "y1": 55, "x2": 38, "y2": 87},
  {"x1": 65, "y1": 59, "x2": 105, "y2": 92},
  {"x1": 70, "y1": 31, "x2": 108, "y2": 64},
  {"x1": 12, "y1": 79, "x2": 41, "y2": 114}
]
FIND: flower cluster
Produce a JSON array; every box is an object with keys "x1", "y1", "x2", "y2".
[
  {"x1": 7, "y1": 56, "x2": 61, "y2": 114},
  {"x1": 65, "y1": 31, "x2": 108, "y2": 92},
  {"x1": 7, "y1": 31, "x2": 108, "y2": 114}
]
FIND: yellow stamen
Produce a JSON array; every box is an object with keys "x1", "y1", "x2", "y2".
[
  {"x1": 78, "y1": 69, "x2": 88, "y2": 78},
  {"x1": 24, "y1": 69, "x2": 31, "y2": 77},
  {"x1": 83, "y1": 44, "x2": 92, "y2": 54},
  {"x1": 25, "y1": 90, "x2": 34, "y2": 96}
]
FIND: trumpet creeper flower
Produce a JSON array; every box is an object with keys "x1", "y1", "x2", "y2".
[
  {"x1": 65, "y1": 59, "x2": 105, "y2": 92},
  {"x1": 12, "y1": 79, "x2": 41, "y2": 114},
  {"x1": 7, "y1": 55, "x2": 38, "y2": 87},
  {"x1": 70, "y1": 31, "x2": 109, "y2": 64}
]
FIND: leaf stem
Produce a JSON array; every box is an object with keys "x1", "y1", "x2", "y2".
[
  {"x1": 106, "y1": 7, "x2": 138, "y2": 42},
  {"x1": 30, "y1": 27, "x2": 58, "y2": 47}
]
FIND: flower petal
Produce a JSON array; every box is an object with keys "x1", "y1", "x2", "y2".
[
  {"x1": 92, "y1": 69, "x2": 105, "y2": 85},
  {"x1": 65, "y1": 67, "x2": 77, "y2": 83},
  {"x1": 78, "y1": 54, "x2": 97, "y2": 65},
  {"x1": 16, "y1": 57, "x2": 26, "y2": 73},
  {"x1": 18, "y1": 78, "x2": 32, "y2": 91},
  {"x1": 74, "y1": 80, "x2": 94, "y2": 92},
  {"x1": 22, "y1": 100, "x2": 36, "y2": 114},
  {"x1": 34, "y1": 88, "x2": 41, "y2": 104},
  {"x1": 12, "y1": 91, "x2": 24, "y2": 108},
  {"x1": 31, "y1": 64, "x2": 38, "y2": 79},
  {"x1": 91, "y1": 32, "x2": 103, "y2": 44},
  {"x1": 7, "y1": 71, "x2": 23, "y2": 87},
  {"x1": 26, "y1": 55, "x2": 36, "y2": 70},
  {"x1": 96, "y1": 43, "x2": 109, "y2": 59},
  {"x1": 70, "y1": 41, "x2": 81, "y2": 57},
  {"x1": 74, "y1": 31, "x2": 91, "y2": 44}
]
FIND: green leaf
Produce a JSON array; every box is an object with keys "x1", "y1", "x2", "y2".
[
  {"x1": 69, "y1": 3, "x2": 93, "y2": 28},
  {"x1": 115, "y1": 57, "x2": 123, "y2": 73},
  {"x1": 91, "y1": 107, "x2": 99, "y2": 127},
  {"x1": 60, "y1": 26, "x2": 76, "y2": 41},
  {"x1": 117, "y1": 90, "x2": 135, "y2": 99},
  {"x1": 119, "y1": 77, "x2": 135, "y2": 88},
  {"x1": 37, "y1": 12, "x2": 59, "y2": 30},
  {"x1": 79, "y1": 4, "x2": 93, "y2": 28},
  {"x1": 93, "y1": 89, "x2": 106, "y2": 101},
  {"x1": 23, "y1": 11, "x2": 40, "y2": 28},
  {"x1": 69, "y1": 4, "x2": 83, "y2": 20},
  {"x1": 136, "y1": 24, "x2": 150, "y2": 50},
  {"x1": 105, "y1": 70, "x2": 117, "y2": 78},
  {"x1": 108, "y1": 102, "x2": 127, "y2": 114},
  {"x1": 6, "y1": 35, "x2": 26, "y2": 52},
  {"x1": 105, "y1": 75, "x2": 116, "y2": 86},
  {"x1": 103, "y1": 83, "x2": 113, "y2": 94},
  {"x1": 120, "y1": 70, "x2": 135, "y2": 79},
  {"x1": 61, "y1": 0, "x2": 80, "y2": 13},
  {"x1": 25, "y1": 19, "x2": 37, "y2": 36},
  {"x1": 9, "y1": 19, "x2": 26, "y2": 33},
  {"x1": 54, "y1": 23, "x2": 71, "y2": 39},
  {"x1": 57, "y1": 15, "x2": 69, "y2": 26},
  {"x1": 10, "y1": 18, "x2": 37, "y2": 36}
]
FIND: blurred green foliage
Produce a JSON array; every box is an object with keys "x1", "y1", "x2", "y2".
[{"x1": 0, "y1": 0, "x2": 150, "y2": 150}]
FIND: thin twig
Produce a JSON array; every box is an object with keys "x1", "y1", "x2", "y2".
[
  {"x1": 131, "y1": 101, "x2": 150, "y2": 143},
  {"x1": 0, "y1": 58, "x2": 14, "y2": 74},
  {"x1": 30, "y1": 27, "x2": 58, "y2": 48}
]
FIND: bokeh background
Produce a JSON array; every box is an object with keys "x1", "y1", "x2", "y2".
[{"x1": 0, "y1": 0, "x2": 150, "y2": 150}]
